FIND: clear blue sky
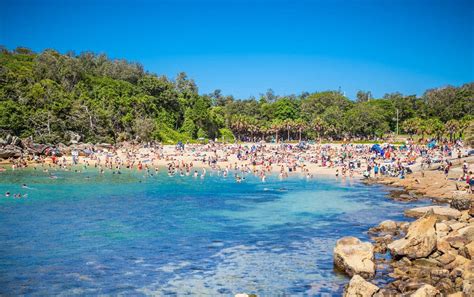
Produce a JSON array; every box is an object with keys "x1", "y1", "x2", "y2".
[{"x1": 1, "y1": 0, "x2": 473, "y2": 99}]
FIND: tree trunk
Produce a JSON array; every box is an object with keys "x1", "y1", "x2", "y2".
[
  {"x1": 299, "y1": 129, "x2": 302, "y2": 142},
  {"x1": 47, "y1": 113, "x2": 51, "y2": 135}
]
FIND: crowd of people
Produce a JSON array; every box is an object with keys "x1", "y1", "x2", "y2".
[{"x1": 1, "y1": 138, "x2": 473, "y2": 198}]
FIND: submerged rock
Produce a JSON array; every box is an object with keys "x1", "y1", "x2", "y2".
[
  {"x1": 334, "y1": 236, "x2": 375, "y2": 279},
  {"x1": 388, "y1": 212, "x2": 437, "y2": 259},
  {"x1": 344, "y1": 275, "x2": 379, "y2": 297}
]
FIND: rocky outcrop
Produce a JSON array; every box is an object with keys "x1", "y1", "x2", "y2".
[
  {"x1": 352, "y1": 161, "x2": 474, "y2": 296},
  {"x1": 334, "y1": 237, "x2": 375, "y2": 279},
  {"x1": 344, "y1": 275, "x2": 379, "y2": 297},
  {"x1": 388, "y1": 212, "x2": 437, "y2": 259},
  {"x1": 0, "y1": 145, "x2": 22, "y2": 159},
  {"x1": 405, "y1": 206, "x2": 461, "y2": 221},
  {"x1": 0, "y1": 134, "x2": 60, "y2": 159}
]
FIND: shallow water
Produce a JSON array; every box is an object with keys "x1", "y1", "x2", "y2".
[{"x1": 0, "y1": 168, "x2": 425, "y2": 296}]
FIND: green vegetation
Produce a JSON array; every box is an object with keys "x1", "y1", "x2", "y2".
[{"x1": 0, "y1": 47, "x2": 473, "y2": 144}]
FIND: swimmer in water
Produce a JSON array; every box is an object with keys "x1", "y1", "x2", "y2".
[{"x1": 5, "y1": 191, "x2": 10, "y2": 197}]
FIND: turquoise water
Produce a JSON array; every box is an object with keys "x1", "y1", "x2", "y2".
[{"x1": 0, "y1": 168, "x2": 421, "y2": 296}]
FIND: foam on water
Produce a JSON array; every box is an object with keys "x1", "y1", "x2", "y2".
[{"x1": 0, "y1": 168, "x2": 426, "y2": 296}]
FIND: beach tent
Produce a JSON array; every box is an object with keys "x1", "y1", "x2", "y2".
[
  {"x1": 427, "y1": 140, "x2": 437, "y2": 149},
  {"x1": 370, "y1": 144, "x2": 383, "y2": 155}
]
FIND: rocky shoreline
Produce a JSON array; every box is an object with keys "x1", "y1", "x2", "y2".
[{"x1": 336, "y1": 161, "x2": 474, "y2": 296}]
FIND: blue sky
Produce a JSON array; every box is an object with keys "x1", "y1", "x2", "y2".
[{"x1": 1, "y1": 0, "x2": 473, "y2": 99}]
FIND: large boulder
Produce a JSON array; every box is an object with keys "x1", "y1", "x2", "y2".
[
  {"x1": 0, "y1": 146, "x2": 22, "y2": 159},
  {"x1": 447, "y1": 225, "x2": 474, "y2": 241},
  {"x1": 344, "y1": 275, "x2": 379, "y2": 297},
  {"x1": 465, "y1": 241, "x2": 474, "y2": 259},
  {"x1": 410, "y1": 284, "x2": 440, "y2": 297},
  {"x1": 388, "y1": 212, "x2": 437, "y2": 259},
  {"x1": 378, "y1": 220, "x2": 397, "y2": 232},
  {"x1": 405, "y1": 206, "x2": 461, "y2": 221},
  {"x1": 334, "y1": 237, "x2": 375, "y2": 279},
  {"x1": 450, "y1": 197, "x2": 472, "y2": 211}
]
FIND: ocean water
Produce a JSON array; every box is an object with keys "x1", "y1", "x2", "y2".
[{"x1": 0, "y1": 167, "x2": 424, "y2": 296}]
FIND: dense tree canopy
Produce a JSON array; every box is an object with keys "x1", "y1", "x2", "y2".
[{"x1": 0, "y1": 47, "x2": 473, "y2": 144}]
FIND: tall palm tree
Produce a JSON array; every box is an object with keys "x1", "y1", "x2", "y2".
[
  {"x1": 270, "y1": 120, "x2": 283, "y2": 143},
  {"x1": 283, "y1": 119, "x2": 294, "y2": 141},
  {"x1": 401, "y1": 118, "x2": 419, "y2": 138},
  {"x1": 311, "y1": 116, "x2": 326, "y2": 142},
  {"x1": 414, "y1": 118, "x2": 427, "y2": 141},
  {"x1": 458, "y1": 116, "x2": 473, "y2": 140},
  {"x1": 445, "y1": 119, "x2": 459, "y2": 142},
  {"x1": 247, "y1": 117, "x2": 259, "y2": 142},
  {"x1": 465, "y1": 121, "x2": 474, "y2": 146},
  {"x1": 259, "y1": 124, "x2": 269, "y2": 141},
  {"x1": 230, "y1": 115, "x2": 247, "y2": 141},
  {"x1": 294, "y1": 119, "x2": 307, "y2": 142},
  {"x1": 427, "y1": 118, "x2": 445, "y2": 141}
]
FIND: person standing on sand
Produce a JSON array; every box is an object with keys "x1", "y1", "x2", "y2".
[{"x1": 444, "y1": 162, "x2": 451, "y2": 180}]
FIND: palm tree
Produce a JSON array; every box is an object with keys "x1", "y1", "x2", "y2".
[
  {"x1": 282, "y1": 119, "x2": 294, "y2": 141},
  {"x1": 459, "y1": 116, "x2": 473, "y2": 140},
  {"x1": 270, "y1": 120, "x2": 283, "y2": 143},
  {"x1": 401, "y1": 118, "x2": 419, "y2": 138},
  {"x1": 311, "y1": 116, "x2": 326, "y2": 142},
  {"x1": 414, "y1": 118, "x2": 427, "y2": 141},
  {"x1": 247, "y1": 117, "x2": 259, "y2": 142},
  {"x1": 259, "y1": 124, "x2": 269, "y2": 141},
  {"x1": 445, "y1": 119, "x2": 459, "y2": 142},
  {"x1": 427, "y1": 118, "x2": 445, "y2": 141},
  {"x1": 294, "y1": 118, "x2": 307, "y2": 142},
  {"x1": 230, "y1": 115, "x2": 247, "y2": 141},
  {"x1": 465, "y1": 121, "x2": 474, "y2": 146}
]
